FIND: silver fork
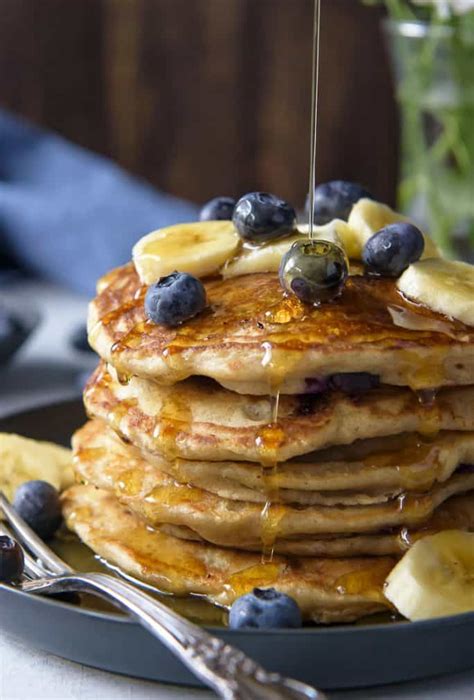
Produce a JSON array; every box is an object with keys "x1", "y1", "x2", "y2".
[{"x1": 0, "y1": 493, "x2": 326, "y2": 700}]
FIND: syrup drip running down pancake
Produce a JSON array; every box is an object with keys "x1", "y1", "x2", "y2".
[
  {"x1": 75, "y1": 419, "x2": 474, "y2": 506},
  {"x1": 76, "y1": 204, "x2": 474, "y2": 622},
  {"x1": 62, "y1": 484, "x2": 395, "y2": 623},
  {"x1": 62, "y1": 485, "x2": 474, "y2": 619},
  {"x1": 88, "y1": 265, "x2": 474, "y2": 395},
  {"x1": 84, "y1": 363, "x2": 474, "y2": 463},
  {"x1": 73, "y1": 420, "x2": 474, "y2": 557}
]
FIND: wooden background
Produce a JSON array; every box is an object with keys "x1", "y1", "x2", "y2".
[{"x1": 0, "y1": 0, "x2": 398, "y2": 208}]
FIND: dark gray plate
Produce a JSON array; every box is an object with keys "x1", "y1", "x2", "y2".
[{"x1": 1, "y1": 400, "x2": 474, "y2": 690}]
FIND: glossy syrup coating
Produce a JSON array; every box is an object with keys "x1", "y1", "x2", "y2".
[
  {"x1": 279, "y1": 240, "x2": 349, "y2": 305},
  {"x1": 88, "y1": 263, "x2": 474, "y2": 394}
]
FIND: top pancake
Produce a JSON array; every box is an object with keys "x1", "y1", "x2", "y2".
[{"x1": 88, "y1": 264, "x2": 474, "y2": 395}]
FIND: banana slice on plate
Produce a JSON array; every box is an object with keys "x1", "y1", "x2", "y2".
[
  {"x1": 133, "y1": 221, "x2": 240, "y2": 284},
  {"x1": 397, "y1": 258, "x2": 474, "y2": 327},
  {"x1": 223, "y1": 220, "x2": 349, "y2": 279},
  {"x1": 348, "y1": 199, "x2": 440, "y2": 260},
  {"x1": 0, "y1": 433, "x2": 73, "y2": 502},
  {"x1": 385, "y1": 530, "x2": 474, "y2": 621}
]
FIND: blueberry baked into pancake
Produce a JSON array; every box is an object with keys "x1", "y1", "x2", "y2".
[{"x1": 61, "y1": 184, "x2": 474, "y2": 626}]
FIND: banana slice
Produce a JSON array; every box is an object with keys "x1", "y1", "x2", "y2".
[
  {"x1": 223, "y1": 233, "x2": 304, "y2": 279},
  {"x1": 133, "y1": 221, "x2": 240, "y2": 284},
  {"x1": 385, "y1": 530, "x2": 474, "y2": 621},
  {"x1": 348, "y1": 199, "x2": 440, "y2": 260},
  {"x1": 397, "y1": 258, "x2": 474, "y2": 326},
  {"x1": 0, "y1": 433, "x2": 73, "y2": 503},
  {"x1": 298, "y1": 219, "x2": 356, "y2": 253},
  {"x1": 223, "y1": 220, "x2": 349, "y2": 279}
]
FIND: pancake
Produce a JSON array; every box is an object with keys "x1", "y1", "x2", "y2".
[
  {"x1": 84, "y1": 363, "x2": 474, "y2": 462},
  {"x1": 161, "y1": 489, "x2": 474, "y2": 556},
  {"x1": 73, "y1": 420, "x2": 474, "y2": 549},
  {"x1": 75, "y1": 419, "x2": 474, "y2": 506},
  {"x1": 145, "y1": 433, "x2": 474, "y2": 505},
  {"x1": 88, "y1": 264, "x2": 474, "y2": 394},
  {"x1": 62, "y1": 484, "x2": 394, "y2": 623}
]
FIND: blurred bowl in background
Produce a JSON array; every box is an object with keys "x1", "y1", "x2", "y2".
[{"x1": 0, "y1": 299, "x2": 41, "y2": 367}]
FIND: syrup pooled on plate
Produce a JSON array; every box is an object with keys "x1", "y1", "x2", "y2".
[{"x1": 51, "y1": 531, "x2": 227, "y2": 625}]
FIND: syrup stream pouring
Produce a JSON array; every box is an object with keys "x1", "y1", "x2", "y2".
[
  {"x1": 0, "y1": 493, "x2": 326, "y2": 700},
  {"x1": 307, "y1": 0, "x2": 322, "y2": 240},
  {"x1": 258, "y1": 0, "x2": 323, "y2": 563}
]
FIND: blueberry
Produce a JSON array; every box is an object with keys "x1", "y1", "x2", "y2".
[
  {"x1": 329, "y1": 372, "x2": 380, "y2": 394},
  {"x1": 70, "y1": 324, "x2": 95, "y2": 354},
  {"x1": 233, "y1": 192, "x2": 296, "y2": 244},
  {"x1": 304, "y1": 376, "x2": 329, "y2": 395},
  {"x1": 229, "y1": 587, "x2": 302, "y2": 629},
  {"x1": 145, "y1": 271, "x2": 207, "y2": 327},
  {"x1": 199, "y1": 196, "x2": 236, "y2": 221},
  {"x1": 279, "y1": 240, "x2": 348, "y2": 305},
  {"x1": 306, "y1": 181, "x2": 373, "y2": 225},
  {"x1": 362, "y1": 223, "x2": 425, "y2": 277},
  {"x1": 0, "y1": 536, "x2": 24, "y2": 582},
  {"x1": 13, "y1": 481, "x2": 62, "y2": 540}
]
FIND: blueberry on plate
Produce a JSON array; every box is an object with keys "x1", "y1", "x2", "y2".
[
  {"x1": 13, "y1": 480, "x2": 62, "y2": 540},
  {"x1": 279, "y1": 239, "x2": 348, "y2": 305},
  {"x1": 306, "y1": 180, "x2": 373, "y2": 225},
  {"x1": 229, "y1": 587, "x2": 302, "y2": 629},
  {"x1": 0, "y1": 536, "x2": 24, "y2": 582},
  {"x1": 199, "y1": 196, "x2": 236, "y2": 221},
  {"x1": 362, "y1": 222, "x2": 425, "y2": 277},
  {"x1": 232, "y1": 192, "x2": 296, "y2": 244},
  {"x1": 145, "y1": 271, "x2": 207, "y2": 327}
]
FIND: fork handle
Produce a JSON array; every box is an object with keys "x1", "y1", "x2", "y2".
[{"x1": 22, "y1": 572, "x2": 324, "y2": 700}]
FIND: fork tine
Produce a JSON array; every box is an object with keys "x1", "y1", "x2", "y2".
[
  {"x1": 0, "y1": 521, "x2": 51, "y2": 578},
  {"x1": 0, "y1": 492, "x2": 72, "y2": 575}
]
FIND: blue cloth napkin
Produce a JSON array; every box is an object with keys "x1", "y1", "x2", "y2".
[{"x1": 0, "y1": 111, "x2": 199, "y2": 295}]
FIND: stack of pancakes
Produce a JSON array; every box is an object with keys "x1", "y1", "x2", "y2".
[{"x1": 63, "y1": 263, "x2": 474, "y2": 623}]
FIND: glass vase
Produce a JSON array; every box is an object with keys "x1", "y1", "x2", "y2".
[{"x1": 385, "y1": 19, "x2": 474, "y2": 261}]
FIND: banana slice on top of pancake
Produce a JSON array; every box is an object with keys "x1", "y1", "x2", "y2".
[
  {"x1": 131, "y1": 202, "x2": 474, "y2": 331},
  {"x1": 223, "y1": 220, "x2": 350, "y2": 279},
  {"x1": 398, "y1": 258, "x2": 474, "y2": 327},
  {"x1": 348, "y1": 199, "x2": 440, "y2": 260},
  {"x1": 385, "y1": 530, "x2": 474, "y2": 620},
  {"x1": 133, "y1": 219, "x2": 352, "y2": 284},
  {"x1": 133, "y1": 221, "x2": 240, "y2": 284}
]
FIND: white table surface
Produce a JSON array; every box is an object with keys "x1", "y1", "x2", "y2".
[{"x1": 1, "y1": 278, "x2": 474, "y2": 700}]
